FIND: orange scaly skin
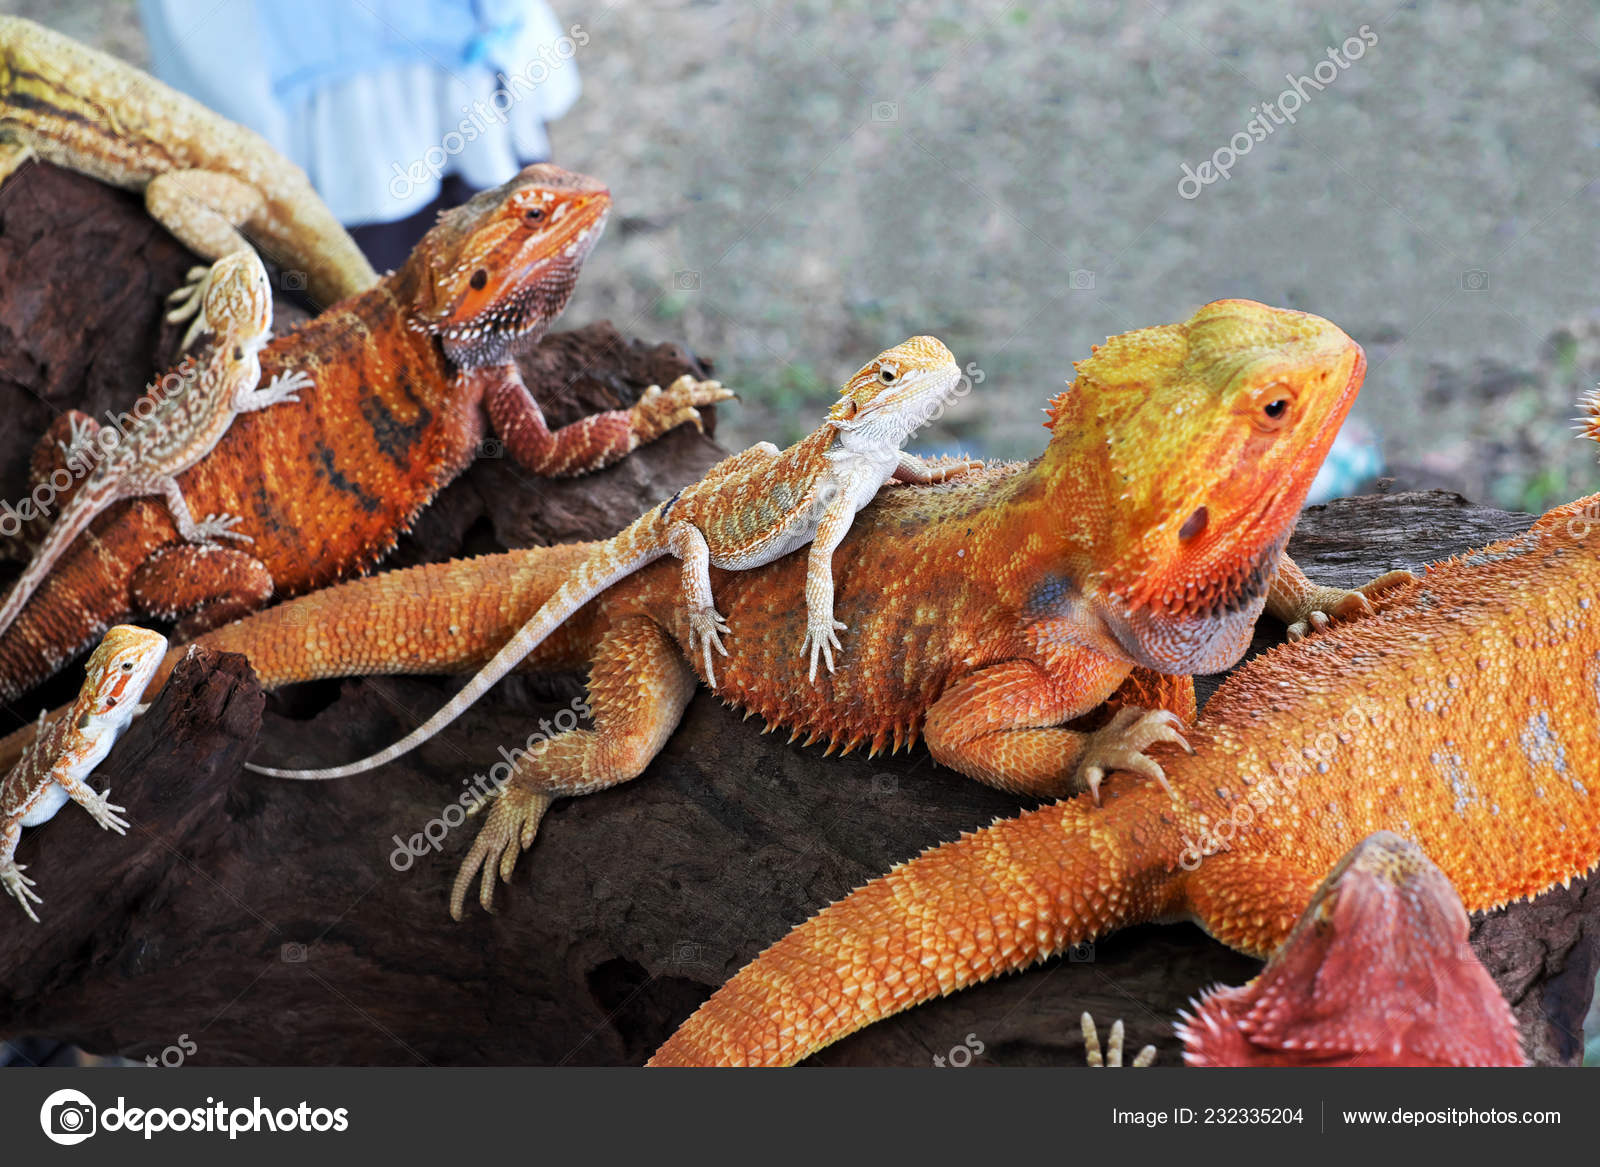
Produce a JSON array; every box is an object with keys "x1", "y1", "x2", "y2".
[
  {"x1": 0, "y1": 162, "x2": 730, "y2": 700},
  {"x1": 1173, "y1": 831, "x2": 1525, "y2": 1067},
  {"x1": 647, "y1": 497, "x2": 1600, "y2": 1066}
]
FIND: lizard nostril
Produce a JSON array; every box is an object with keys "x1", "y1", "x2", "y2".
[
  {"x1": 1178, "y1": 506, "x2": 1208, "y2": 541},
  {"x1": 470, "y1": 270, "x2": 488, "y2": 291}
]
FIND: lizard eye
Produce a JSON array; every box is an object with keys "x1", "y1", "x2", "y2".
[
  {"x1": 121, "y1": 661, "x2": 134, "y2": 671},
  {"x1": 469, "y1": 269, "x2": 488, "y2": 290},
  {"x1": 1264, "y1": 399, "x2": 1288, "y2": 419},
  {"x1": 525, "y1": 206, "x2": 545, "y2": 222},
  {"x1": 878, "y1": 365, "x2": 898, "y2": 385}
]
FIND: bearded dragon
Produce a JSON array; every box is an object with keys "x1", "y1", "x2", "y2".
[
  {"x1": 0, "y1": 162, "x2": 730, "y2": 700},
  {"x1": 0, "y1": 15, "x2": 375, "y2": 313},
  {"x1": 1170, "y1": 831, "x2": 1525, "y2": 1067},
  {"x1": 1, "y1": 624, "x2": 167, "y2": 922},
  {"x1": 24, "y1": 299, "x2": 1394, "y2": 922},
  {"x1": 646, "y1": 488, "x2": 1600, "y2": 1065},
  {"x1": 0, "y1": 249, "x2": 308, "y2": 640},
  {"x1": 245, "y1": 336, "x2": 979, "y2": 785}
]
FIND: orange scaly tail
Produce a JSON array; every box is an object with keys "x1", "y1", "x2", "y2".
[{"x1": 647, "y1": 780, "x2": 1184, "y2": 1067}]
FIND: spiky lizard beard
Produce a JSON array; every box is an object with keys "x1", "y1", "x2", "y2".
[
  {"x1": 435, "y1": 261, "x2": 583, "y2": 369},
  {"x1": 1099, "y1": 529, "x2": 1289, "y2": 674}
]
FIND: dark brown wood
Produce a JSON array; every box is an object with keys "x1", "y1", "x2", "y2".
[{"x1": 0, "y1": 164, "x2": 1592, "y2": 1067}]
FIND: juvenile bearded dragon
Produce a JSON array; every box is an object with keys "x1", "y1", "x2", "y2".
[
  {"x1": 0, "y1": 624, "x2": 167, "y2": 921},
  {"x1": 246, "y1": 335, "x2": 979, "y2": 783},
  {"x1": 0, "y1": 249, "x2": 309, "y2": 640}
]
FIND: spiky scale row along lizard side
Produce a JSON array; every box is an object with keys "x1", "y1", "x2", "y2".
[
  {"x1": 0, "y1": 249, "x2": 308, "y2": 640},
  {"x1": 0, "y1": 15, "x2": 376, "y2": 312},
  {"x1": 5, "y1": 299, "x2": 1401, "y2": 919},
  {"x1": 245, "y1": 335, "x2": 980, "y2": 784},
  {"x1": 645, "y1": 490, "x2": 1600, "y2": 1066},
  {"x1": 0, "y1": 625, "x2": 167, "y2": 922},
  {"x1": 0, "y1": 162, "x2": 730, "y2": 700}
]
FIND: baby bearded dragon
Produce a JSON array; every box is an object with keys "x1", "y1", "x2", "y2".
[
  {"x1": 0, "y1": 624, "x2": 167, "y2": 922},
  {"x1": 0, "y1": 249, "x2": 309, "y2": 640},
  {"x1": 0, "y1": 15, "x2": 376, "y2": 311},
  {"x1": 245, "y1": 336, "x2": 978, "y2": 783}
]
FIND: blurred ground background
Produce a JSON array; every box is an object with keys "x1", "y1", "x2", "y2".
[{"x1": 9, "y1": 0, "x2": 1600, "y2": 510}]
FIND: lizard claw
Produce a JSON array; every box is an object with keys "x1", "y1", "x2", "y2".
[
  {"x1": 449, "y1": 783, "x2": 554, "y2": 919},
  {"x1": 1075, "y1": 706, "x2": 1189, "y2": 804},
  {"x1": 86, "y1": 787, "x2": 130, "y2": 834},
  {"x1": 1, "y1": 860, "x2": 42, "y2": 923},
  {"x1": 1284, "y1": 570, "x2": 1416, "y2": 641},
  {"x1": 801, "y1": 617, "x2": 848, "y2": 682},
  {"x1": 165, "y1": 265, "x2": 215, "y2": 350},
  {"x1": 1082, "y1": 1013, "x2": 1156, "y2": 1067},
  {"x1": 687, "y1": 605, "x2": 731, "y2": 687}
]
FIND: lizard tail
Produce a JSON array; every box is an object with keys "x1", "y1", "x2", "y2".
[
  {"x1": 0, "y1": 484, "x2": 117, "y2": 642},
  {"x1": 648, "y1": 782, "x2": 1185, "y2": 1066},
  {"x1": 245, "y1": 506, "x2": 674, "y2": 780}
]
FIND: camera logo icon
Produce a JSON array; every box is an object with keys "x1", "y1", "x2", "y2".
[
  {"x1": 280, "y1": 270, "x2": 309, "y2": 293},
  {"x1": 673, "y1": 270, "x2": 701, "y2": 291},
  {"x1": 40, "y1": 1088, "x2": 97, "y2": 1145},
  {"x1": 1461, "y1": 269, "x2": 1489, "y2": 291}
]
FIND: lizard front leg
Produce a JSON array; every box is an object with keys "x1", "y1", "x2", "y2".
[
  {"x1": 665, "y1": 521, "x2": 730, "y2": 685},
  {"x1": 478, "y1": 364, "x2": 734, "y2": 478},
  {"x1": 890, "y1": 450, "x2": 984, "y2": 484},
  {"x1": 451, "y1": 615, "x2": 696, "y2": 918},
  {"x1": 799, "y1": 498, "x2": 856, "y2": 681},
  {"x1": 922, "y1": 656, "x2": 1191, "y2": 801},
  {"x1": 234, "y1": 368, "x2": 312, "y2": 412},
  {"x1": 155, "y1": 475, "x2": 253, "y2": 546},
  {"x1": 1267, "y1": 552, "x2": 1415, "y2": 641}
]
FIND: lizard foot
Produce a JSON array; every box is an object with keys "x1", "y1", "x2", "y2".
[
  {"x1": 252, "y1": 369, "x2": 313, "y2": 407},
  {"x1": 1075, "y1": 706, "x2": 1191, "y2": 804},
  {"x1": 56, "y1": 413, "x2": 100, "y2": 464},
  {"x1": 164, "y1": 264, "x2": 215, "y2": 347},
  {"x1": 801, "y1": 615, "x2": 847, "y2": 682},
  {"x1": 1082, "y1": 1013, "x2": 1156, "y2": 1067},
  {"x1": 83, "y1": 788, "x2": 130, "y2": 834},
  {"x1": 1284, "y1": 570, "x2": 1417, "y2": 641},
  {"x1": 1, "y1": 860, "x2": 42, "y2": 923},
  {"x1": 184, "y1": 512, "x2": 254, "y2": 546},
  {"x1": 924, "y1": 457, "x2": 985, "y2": 482},
  {"x1": 449, "y1": 785, "x2": 555, "y2": 919},
  {"x1": 628, "y1": 376, "x2": 735, "y2": 446},
  {"x1": 686, "y1": 605, "x2": 731, "y2": 686}
]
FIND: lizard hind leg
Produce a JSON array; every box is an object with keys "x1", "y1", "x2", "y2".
[
  {"x1": 449, "y1": 616, "x2": 696, "y2": 919},
  {"x1": 131, "y1": 545, "x2": 275, "y2": 638}
]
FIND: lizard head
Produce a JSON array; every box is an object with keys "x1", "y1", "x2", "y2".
[
  {"x1": 201, "y1": 250, "x2": 275, "y2": 370},
  {"x1": 1176, "y1": 832, "x2": 1525, "y2": 1066},
  {"x1": 828, "y1": 336, "x2": 963, "y2": 449},
  {"x1": 408, "y1": 163, "x2": 611, "y2": 368},
  {"x1": 1038, "y1": 299, "x2": 1362, "y2": 673},
  {"x1": 77, "y1": 625, "x2": 169, "y2": 729}
]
